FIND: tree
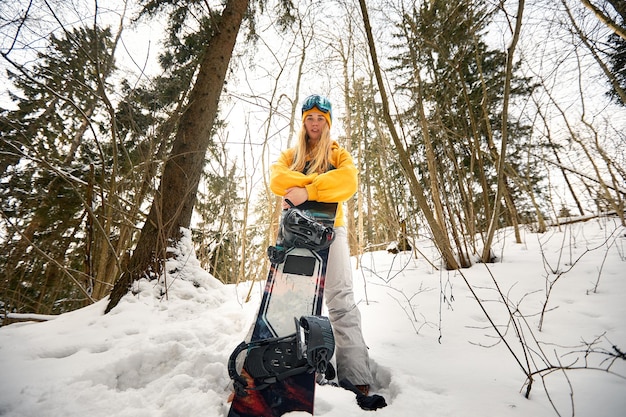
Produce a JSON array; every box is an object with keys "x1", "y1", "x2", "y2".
[
  {"x1": 581, "y1": 0, "x2": 626, "y2": 40},
  {"x1": 193, "y1": 138, "x2": 245, "y2": 284},
  {"x1": 606, "y1": 33, "x2": 626, "y2": 106},
  {"x1": 106, "y1": 0, "x2": 249, "y2": 312},
  {"x1": 601, "y1": 1, "x2": 626, "y2": 106},
  {"x1": 358, "y1": 0, "x2": 460, "y2": 270},
  {"x1": 387, "y1": 0, "x2": 540, "y2": 264},
  {"x1": 558, "y1": 0, "x2": 626, "y2": 225},
  {"x1": 0, "y1": 25, "x2": 120, "y2": 314},
  {"x1": 481, "y1": 0, "x2": 525, "y2": 263}
]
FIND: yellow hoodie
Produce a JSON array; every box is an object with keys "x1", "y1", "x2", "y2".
[{"x1": 270, "y1": 141, "x2": 357, "y2": 227}]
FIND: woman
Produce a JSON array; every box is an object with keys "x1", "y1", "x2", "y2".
[{"x1": 270, "y1": 94, "x2": 373, "y2": 394}]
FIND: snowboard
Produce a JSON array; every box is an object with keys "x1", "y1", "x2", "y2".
[{"x1": 227, "y1": 201, "x2": 338, "y2": 417}]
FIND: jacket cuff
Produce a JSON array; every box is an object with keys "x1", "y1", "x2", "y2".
[{"x1": 305, "y1": 183, "x2": 318, "y2": 201}]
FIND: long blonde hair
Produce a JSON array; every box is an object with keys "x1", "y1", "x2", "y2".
[{"x1": 290, "y1": 123, "x2": 333, "y2": 174}]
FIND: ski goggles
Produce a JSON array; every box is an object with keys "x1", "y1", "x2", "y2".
[{"x1": 301, "y1": 95, "x2": 332, "y2": 117}]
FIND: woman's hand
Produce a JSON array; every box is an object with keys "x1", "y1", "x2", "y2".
[{"x1": 282, "y1": 187, "x2": 308, "y2": 209}]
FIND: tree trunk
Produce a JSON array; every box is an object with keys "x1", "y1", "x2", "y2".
[
  {"x1": 581, "y1": 0, "x2": 626, "y2": 40},
  {"x1": 358, "y1": 0, "x2": 459, "y2": 270},
  {"x1": 481, "y1": 0, "x2": 525, "y2": 263},
  {"x1": 105, "y1": 0, "x2": 249, "y2": 313}
]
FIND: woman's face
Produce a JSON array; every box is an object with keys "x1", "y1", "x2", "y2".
[{"x1": 304, "y1": 111, "x2": 327, "y2": 144}]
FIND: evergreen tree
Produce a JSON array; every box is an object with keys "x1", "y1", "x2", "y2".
[
  {"x1": 346, "y1": 78, "x2": 412, "y2": 249},
  {"x1": 390, "y1": 0, "x2": 538, "y2": 259},
  {"x1": 193, "y1": 150, "x2": 244, "y2": 284},
  {"x1": 606, "y1": 33, "x2": 626, "y2": 106},
  {"x1": 106, "y1": 0, "x2": 251, "y2": 312},
  {"x1": 0, "y1": 26, "x2": 119, "y2": 314}
]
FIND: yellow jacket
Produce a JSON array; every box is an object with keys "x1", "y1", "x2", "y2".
[{"x1": 270, "y1": 141, "x2": 357, "y2": 227}]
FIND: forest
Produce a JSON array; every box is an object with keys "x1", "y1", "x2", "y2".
[{"x1": 0, "y1": 0, "x2": 624, "y2": 320}]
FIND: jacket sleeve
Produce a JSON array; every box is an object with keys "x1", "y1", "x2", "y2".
[
  {"x1": 305, "y1": 146, "x2": 358, "y2": 203},
  {"x1": 270, "y1": 148, "x2": 318, "y2": 196}
]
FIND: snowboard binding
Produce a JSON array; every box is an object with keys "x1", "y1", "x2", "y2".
[
  {"x1": 228, "y1": 316, "x2": 335, "y2": 396},
  {"x1": 267, "y1": 200, "x2": 336, "y2": 264},
  {"x1": 281, "y1": 207, "x2": 335, "y2": 251}
]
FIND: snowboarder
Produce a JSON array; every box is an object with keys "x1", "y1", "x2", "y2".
[{"x1": 270, "y1": 94, "x2": 374, "y2": 395}]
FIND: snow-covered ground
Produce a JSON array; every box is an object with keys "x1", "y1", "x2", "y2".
[{"x1": 1, "y1": 217, "x2": 625, "y2": 417}]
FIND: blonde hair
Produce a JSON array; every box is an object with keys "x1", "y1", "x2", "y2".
[{"x1": 290, "y1": 123, "x2": 332, "y2": 174}]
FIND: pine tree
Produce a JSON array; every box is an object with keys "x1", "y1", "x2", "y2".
[
  {"x1": 606, "y1": 33, "x2": 626, "y2": 106},
  {"x1": 0, "y1": 26, "x2": 118, "y2": 314},
  {"x1": 106, "y1": 0, "x2": 251, "y2": 312},
  {"x1": 391, "y1": 0, "x2": 538, "y2": 262}
]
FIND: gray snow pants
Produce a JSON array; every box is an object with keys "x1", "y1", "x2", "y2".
[{"x1": 325, "y1": 226, "x2": 373, "y2": 385}]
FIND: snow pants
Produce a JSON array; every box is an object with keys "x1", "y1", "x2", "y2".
[{"x1": 325, "y1": 226, "x2": 373, "y2": 385}]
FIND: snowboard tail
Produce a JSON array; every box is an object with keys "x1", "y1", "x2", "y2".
[{"x1": 227, "y1": 201, "x2": 338, "y2": 417}]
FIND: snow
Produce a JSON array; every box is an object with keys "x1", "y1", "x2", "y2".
[{"x1": 1, "y1": 217, "x2": 625, "y2": 417}]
